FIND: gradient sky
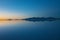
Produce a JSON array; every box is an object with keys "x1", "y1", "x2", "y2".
[{"x1": 0, "y1": 0, "x2": 60, "y2": 19}]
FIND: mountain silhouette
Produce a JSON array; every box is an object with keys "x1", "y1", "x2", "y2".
[{"x1": 22, "y1": 17, "x2": 60, "y2": 22}]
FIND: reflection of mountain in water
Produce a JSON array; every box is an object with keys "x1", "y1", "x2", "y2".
[{"x1": 22, "y1": 17, "x2": 60, "y2": 22}]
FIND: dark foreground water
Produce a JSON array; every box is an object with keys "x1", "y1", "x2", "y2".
[{"x1": 0, "y1": 20, "x2": 60, "y2": 40}]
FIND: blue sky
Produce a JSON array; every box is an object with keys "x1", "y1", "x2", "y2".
[{"x1": 0, "y1": 0, "x2": 60, "y2": 18}]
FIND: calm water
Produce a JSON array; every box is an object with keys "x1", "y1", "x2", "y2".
[{"x1": 0, "y1": 20, "x2": 60, "y2": 40}]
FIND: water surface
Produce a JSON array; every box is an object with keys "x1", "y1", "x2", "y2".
[{"x1": 0, "y1": 20, "x2": 60, "y2": 40}]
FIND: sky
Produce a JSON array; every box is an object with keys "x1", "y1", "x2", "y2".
[{"x1": 0, "y1": 0, "x2": 60, "y2": 19}]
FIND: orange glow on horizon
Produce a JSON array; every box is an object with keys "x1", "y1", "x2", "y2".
[
  {"x1": 0, "y1": 16, "x2": 23, "y2": 19},
  {"x1": 0, "y1": 12, "x2": 28, "y2": 19},
  {"x1": 0, "y1": 16, "x2": 27, "y2": 19}
]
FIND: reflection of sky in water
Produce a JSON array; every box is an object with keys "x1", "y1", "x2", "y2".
[
  {"x1": 0, "y1": 20, "x2": 60, "y2": 40},
  {"x1": 0, "y1": 20, "x2": 25, "y2": 26}
]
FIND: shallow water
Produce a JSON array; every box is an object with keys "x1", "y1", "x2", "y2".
[{"x1": 0, "y1": 20, "x2": 60, "y2": 40}]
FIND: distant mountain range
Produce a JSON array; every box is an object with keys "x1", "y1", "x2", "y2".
[{"x1": 22, "y1": 17, "x2": 60, "y2": 22}]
